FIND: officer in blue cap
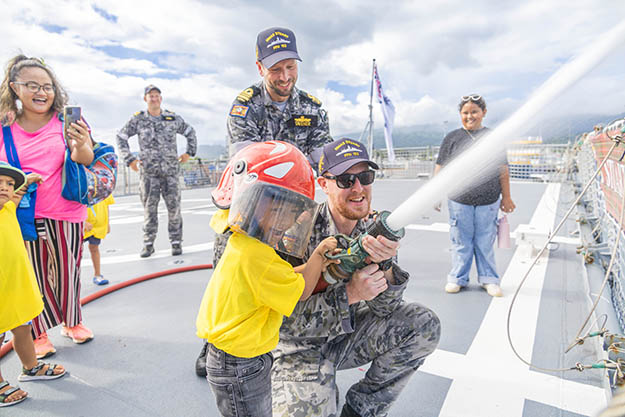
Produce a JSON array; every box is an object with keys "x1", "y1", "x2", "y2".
[{"x1": 225, "y1": 27, "x2": 332, "y2": 167}]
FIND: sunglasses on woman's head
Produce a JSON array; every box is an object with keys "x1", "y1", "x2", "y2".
[
  {"x1": 461, "y1": 95, "x2": 482, "y2": 102},
  {"x1": 323, "y1": 170, "x2": 375, "y2": 189}
]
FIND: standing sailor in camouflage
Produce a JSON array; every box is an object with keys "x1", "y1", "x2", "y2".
[
  {"x1": 272, "y1": 139, "x2": 441, "y2": 417},
  {"x1": 195, "y1": 26, "x2": 334, "y2": 377},
  {"x1": 116, "y1": 85, "x2": 197, "y2": 257},
  {"x1": 226, "y1": 26, "x2": 332, "y2": 167}
]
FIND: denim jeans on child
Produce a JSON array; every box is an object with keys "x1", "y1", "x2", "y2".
[
  {"x1": 447, "y1": 198, "x2": 500, "y2": 286},
  {"x1": 205, "y1": 343, "x2": 273, "y2": 417}
]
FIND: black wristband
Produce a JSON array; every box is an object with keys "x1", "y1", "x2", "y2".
[{"x1": 378, "y1": 258, "x2": 393, "y2": 271}]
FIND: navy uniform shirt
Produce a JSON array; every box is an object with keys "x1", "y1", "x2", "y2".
[
  {"x1": 226, "y1": 82, "x2": 332, "y2": 168},
  {"x1": 116, "y1": 110, "x2": 197, "y2": 176}
]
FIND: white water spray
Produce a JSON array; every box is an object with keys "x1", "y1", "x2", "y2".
[{"x1": 386, "y1": 21, "x2": 625, "y2": 231}]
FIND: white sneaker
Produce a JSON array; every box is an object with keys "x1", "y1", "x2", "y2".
[
  {"x1": 445, "y1": 283, "x2": 461, "y2": 293},
  {"x1": 483, "y1": 284, "x2": 503, "y2": 297}
]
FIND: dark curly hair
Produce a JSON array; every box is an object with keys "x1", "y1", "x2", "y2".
[{"x1": 0, "y1": 54, "x2": 68, "y2": 124}]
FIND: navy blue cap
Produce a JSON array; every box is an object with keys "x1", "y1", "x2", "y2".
[
  {"x1": 318, "y1": 138, "x2": 379, "y2": 175},
  {"x1": 0, "y1": 161, "x2": 26, "y2": 191},
  {"x1": 144, "y1": 84, "x2": 161, "y2": 95},
  {"x1": 256, "y1": 27, "x2": 301, "y2": 69}
]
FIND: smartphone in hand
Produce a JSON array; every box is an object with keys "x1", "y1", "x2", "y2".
[{"x1": 63, "y1": 105, "x2": 81, "y2": 139}]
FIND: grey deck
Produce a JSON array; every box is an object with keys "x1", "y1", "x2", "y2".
[{"x1": 1, "y1": 180, "x2": 611, "y2": 416}]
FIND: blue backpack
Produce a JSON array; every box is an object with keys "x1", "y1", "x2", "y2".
[
  {"x1": 2, "y1": 125, "x2": 38, "y2": 240},
  {"x1": 60, "y1": 114, "x2": 118, "y2": 206},
  {"x1": 61, "y1": 141, "x2": 118, "y2": 206}
]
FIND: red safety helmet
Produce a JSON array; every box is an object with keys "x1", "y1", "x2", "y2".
[
  {"x1": 212, "y1": 141, "x2": 315, "y2": 208},
  {"x1": 212, "y1": 141, "x2": 319, "y2": 258}
]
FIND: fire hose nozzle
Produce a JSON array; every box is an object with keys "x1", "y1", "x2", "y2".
[{"x1": 324, "y1": 211, "x2": 405, "y2": 283}]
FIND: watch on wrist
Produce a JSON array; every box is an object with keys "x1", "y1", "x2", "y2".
[{"x1": 378, "y1": 258, "x2": 393, "y2": 271}]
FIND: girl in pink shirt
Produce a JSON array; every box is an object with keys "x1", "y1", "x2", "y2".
[{"x1": 0, "y1": 55, "x2": 95, "y2": 358}]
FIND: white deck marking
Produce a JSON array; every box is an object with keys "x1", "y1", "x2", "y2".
[
  {"x1": 405, "y1": 222, "x2": 580, "y2": 245},
  {"x1": 109, "y1": 215, "x2": 146, "y2": 225},
  {"x1": 110, "y1": 207, "x2": 216, "y2": 224},
  {"x1": 419, "y1": 183, "x2": 607, "y2": 416},
  {"x1": 81, "y1": 242, "x2": 213, "y2": 267}
]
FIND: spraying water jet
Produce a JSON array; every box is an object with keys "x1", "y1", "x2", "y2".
[{"x1": 325, "y1": 21, "x2": 625, "y2": 282}]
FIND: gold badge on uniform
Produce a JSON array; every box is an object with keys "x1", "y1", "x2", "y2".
[
  {"x1": 294, "y1": 116, "x2": 311, "y2": 126},
  {"x1": 287, "y1": 114, "x2": 318, "y2": 128},
  {"x1": 237, "y1": 88, "x2": 255, "y2": 103},
  {"x1": 230, "y1": 105, "x2": 249, "y2": 118},
  {"x1": 307, "y1": 93, "x2": 321, "y2": 105}
]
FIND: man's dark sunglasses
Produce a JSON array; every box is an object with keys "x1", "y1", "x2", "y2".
[{"x1": 323, "y1": 170, "x2": 375, "y2": 189}]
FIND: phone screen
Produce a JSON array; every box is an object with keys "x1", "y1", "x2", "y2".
[{"x1": 63, "y1": 106, "x2": 81, "y2": 138}]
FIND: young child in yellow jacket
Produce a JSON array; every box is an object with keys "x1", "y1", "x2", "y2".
[
  {"x1": 0, "y1": 162, "x2": 66, "y2": 408},
  {"x1": 196, "y1": 142, "x2": 337, "y2": 416},
  {"x1": 84, "y1": 194, "x2": 115, "y2": 285}
]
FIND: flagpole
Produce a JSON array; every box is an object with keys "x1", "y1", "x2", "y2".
[{"x1": 367, "y1": 59, "x2": 375, "y2": 155}]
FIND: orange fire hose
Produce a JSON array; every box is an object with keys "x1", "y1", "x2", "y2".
[{"x1": 0, "y1": 264, "x2": 213, "y2": 359}]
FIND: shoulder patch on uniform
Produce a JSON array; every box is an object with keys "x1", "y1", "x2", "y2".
[
  {"x1": 300, "y1": 90, "x2": 321, "y2": 106},
  {"x1": 133, "y1": 110, "x2": 144, "y2": 117},
  {"x1": 160, "y1": 110, "x2": 176, "y2": 121},
  {"x1": 236, "y1": 86, "x2": 259, "y2": 103},
  {"x1": 230, "y1": 104, "x2": 249, "y2": 119}
]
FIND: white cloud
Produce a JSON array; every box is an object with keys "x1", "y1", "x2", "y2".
[{"x1": 0, "y1": 0, "x2": 622, "y2": 148}]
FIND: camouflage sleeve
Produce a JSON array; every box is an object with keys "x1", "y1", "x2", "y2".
[
  {"x1": 305, "y1": 108, "x2": 332, "y2": 167},
  {"x1": 280, "y1": 281, "x2": 353, "y2": 340},
  {"x1": 365, "y1": 262, "x2": 410, "y2": 317},
  {"x1": 116, "y1": 117, "x2": 137, "y2": 166},
  {"x1": 212, "y1": 230, "x2": 231, "y2": 267},
  {"x1": 176, "y1": 115, "x2": 197, "y2": 157}
]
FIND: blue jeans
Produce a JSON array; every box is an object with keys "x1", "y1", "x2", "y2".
[
  {"x1": 205, "y1": 343, "x2": 273, "y2": 417},
  {"x1": 447, "y1": 199, "x2": 500, "y2": 286}
]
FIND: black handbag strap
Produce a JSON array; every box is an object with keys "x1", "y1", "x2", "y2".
[{"x1": 2, "y1": 125, "x2": 22, "y2": 169}]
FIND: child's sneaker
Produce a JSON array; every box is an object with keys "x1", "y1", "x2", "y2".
[
  {"x1": 33, "y1": 333, "x2": 56, "y2": 359},
  {"x1": 61, "y1": 324, "x2": 94, "y2": 344},
  {"x1": 93, "y1": 275, "x2": 109, "y2": 285}
]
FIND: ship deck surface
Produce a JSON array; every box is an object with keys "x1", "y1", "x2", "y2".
[{"x1": 2, "y1": 180, "x2": 610, "y2": 417}]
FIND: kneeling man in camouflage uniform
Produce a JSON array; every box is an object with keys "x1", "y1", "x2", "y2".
[{"x1": 272, "y1": 139, "x2": 441, "y2": 417}]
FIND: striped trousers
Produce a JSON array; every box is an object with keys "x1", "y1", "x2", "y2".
[{"x1": 25, "y1": 218, "x2": 84, "y2": 338}]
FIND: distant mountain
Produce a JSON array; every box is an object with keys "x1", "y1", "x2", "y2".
[
  {"x1": 337, "y1": 112, "x2": 625, "y2": 148},
  {"x1": 337, "y1": 124, "x2": 446, "y2": 149},
  {"x1": 189, "y1": 112, "x2": 625, "y2": 158},
  {"x1": 195, "y1": 144, "x2": 227, "y2": 159}
]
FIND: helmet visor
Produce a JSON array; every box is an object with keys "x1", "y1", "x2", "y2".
[{"x1": 228, "y1": 182, "x2": 319, "y2": 258}]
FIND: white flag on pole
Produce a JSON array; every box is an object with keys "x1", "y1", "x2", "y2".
[{"x1": 373, "y1": 63, "x2": 396, "y2": 161}]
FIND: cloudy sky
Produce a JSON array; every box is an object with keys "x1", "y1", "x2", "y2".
[{"x1": 1, "y1": 0, "x2": 624, "y2": 148}]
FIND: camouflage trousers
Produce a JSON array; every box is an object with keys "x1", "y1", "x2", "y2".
[
  {"x1": 139, "y1": 173, "x2": 182, "y2": 245},
  {"x1": 272, "y1": 302, "x2": 441, "y2": 417}
]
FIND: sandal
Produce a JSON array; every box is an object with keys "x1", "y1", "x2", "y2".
[
  {"x1": 18, "y1": 361, "x2": 66, "y2": 382},
  {"x1": 0, "y1": 381, "x2": 27, "y2": 407}
]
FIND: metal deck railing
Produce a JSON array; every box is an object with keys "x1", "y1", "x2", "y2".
[
  {"x1": 114, "y1": 158, "x2": 228, "y2": 196},
  {"x1": 576, "y1": 121, "x2": 625, "y2": 332},
  {"x1": 371, "y1": 143, "x2": 571, "y2": 182}
]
